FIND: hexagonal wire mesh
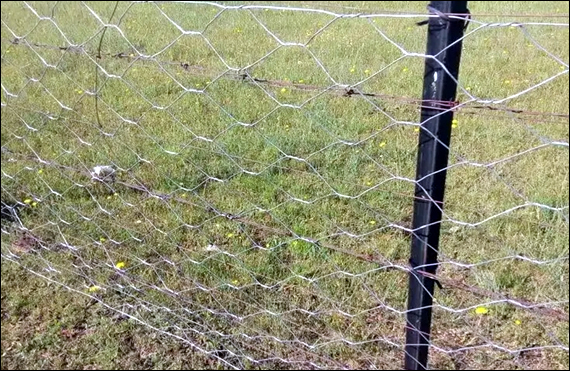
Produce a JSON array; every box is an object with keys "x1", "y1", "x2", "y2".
[{"x1": 1, "y1": 2, "x2": 568, "y2": 369}]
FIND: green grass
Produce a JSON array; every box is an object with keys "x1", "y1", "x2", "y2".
[{"x1": 1, "y1": 1, "x2": 569, "y2": 369}]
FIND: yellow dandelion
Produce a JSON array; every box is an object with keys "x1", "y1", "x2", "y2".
[
  {"x1": 504, "y1": 80, "x2": 511, "y2": 84},
  {"x1": 77, "y1": 90, "x2": 83, "y2": 94},
  {"x1": 181, "y1": 193, "x2": 187, "y2": 198},
  {"x1": 115, "y1": 261, "x2": 126, "y2": 269},
  {"x1": 280, "y1": 88, "x2": 287, "y2": 93},
  {"x1": 475, "y1": 306, "x2": 489, "y2": 315},
  {"x1": 369, "y1": 220, "x2": 376, "y2": 225},
  {"x1": 99, "y1": 237, "x2": 106, "y2": 243},
  {"x1": 466, "y1": 86, "x2": 472, "y2": 91},
  {"x1": 88, "y1": 285, "x2": 102, "y2": 293},
  {"x1": 31, "y1": 201, "x2": 38, "y2": 207},
  {"x1": 106, "y1": 195, "x2": 112, "y2": 199},
  {"x1": 298, "y1": 79, "x2": 304, "y2": 83},
  {"x1": 379, "y1": 141, "x2": 387, "y2": 148},
  {"x1": 38, "y1": 169, "x2": 43, "y2": 174},
  {"x1": 135, "y1": 220, "x2": 142, "y2": 224},
  {"x1": 113, "y1": 193, "x2": 118, "y2": 197},
  {"x1": 514, "y1": 319, "x2": 522, "y2": 325},
  {"x1": 232, "y1": 279, "x2": 239, "y2": 285},
  {"x1": 364, "y1": 69, "x2": 371, "y2": 75},
  {"x1": 414, "y1": 127, "x2": 420, "y2": 133},
  {"x1": 402, "y1": 67, "x2": 409, "y2": 72},
  {"x1": 366, "y1": 181, "x2": 372, "y2": 186},
  {"x1": 23, "y1": 198, "x2": 32, "y2": 204},
  {"x1": 451, "y1": 119, "x2": 458, "y2": 129},
  {"x1": 227, "y1": 233, "x2": 235, "y2": 238},
  {"x1": 350, "y1": 67, "x2": 356, "y2": 73}
]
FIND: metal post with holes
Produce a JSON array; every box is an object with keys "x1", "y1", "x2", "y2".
[{"x1": 405, "y1": 1, "x2": 468, "y2": 370}]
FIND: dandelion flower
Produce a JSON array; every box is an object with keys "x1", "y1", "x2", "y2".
[
  {"x1": 452, "y1": 119, "x2": 458, "y2": 129},
  {"x1": 99, "y1": 237, "x2": 106, "y2": 243},
  {"x1": 88, "y1": 285, "x2": 102, "y2": 293},
  {"x1": 402, "y1": 67, "x2": 409, "y2": 72},
  {"x1": 350, "y1": 67, "x2": 356, "y2": 73},
  {"x1": 369, "y1": 220, "x2": 376, "y2": 225},
  {"x1": 280, "y1": 88, "x2": 287, "y2": 93},
  {"x1": 227, "y1": 233, "x2": 235, "y2": 238},
  {"x1": 514, "y1": 319, "x2": 522, "y2": 325},
  {"x1": 232, "y1": 279, "x2": 239, "y2": 285},
  {"x1": 475, "y1": 306, "x2": 489, "y2": 315},
  {"x1": 414, "y1": 127, "x2": 420, "y2": 133},
  {"x1": 364, "y1": 69, "x2": 371, "y2": 75},
  {"x1": 115, "y1": 261, "x2": 126, "y2": 269},
  {"x1": 379, "y1": 141, "x2": 387, "y2": 148},
  {"x1": 31, "y1": 201, "x2": 38, "y2": 207},
  {"x1": 298, "y1": 79, "x2": 304, "y2": 83},
  {"x1": 38, "y1": 169, "x2": 44, "y2": 174},
  {"x1": 23, "y1": 198, "x2": 32, "y2": 204},
  {"x1": 366, "y1": 181, "x2": 372, "y2": 186}
]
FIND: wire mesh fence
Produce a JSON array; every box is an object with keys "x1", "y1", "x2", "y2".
[{"x1": 1, "y1": 1, "x2": 568, "y2": 369}]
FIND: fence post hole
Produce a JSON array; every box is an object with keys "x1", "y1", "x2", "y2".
[{"x1": 404, "y1": 1, "x2": 468, "y2": 370}]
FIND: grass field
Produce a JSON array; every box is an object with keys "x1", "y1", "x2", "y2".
[{"x1": 1, "y1": 1, "x2": 569, "y2": 369}]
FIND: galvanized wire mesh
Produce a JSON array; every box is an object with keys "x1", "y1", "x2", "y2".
[{"x1": 1, "y1": 2, "x2": 568, "y2": 369}]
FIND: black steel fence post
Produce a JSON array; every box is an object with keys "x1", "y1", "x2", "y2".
[{"x1": 405, "y1": 1, "x2": 468, "y2": 370}]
